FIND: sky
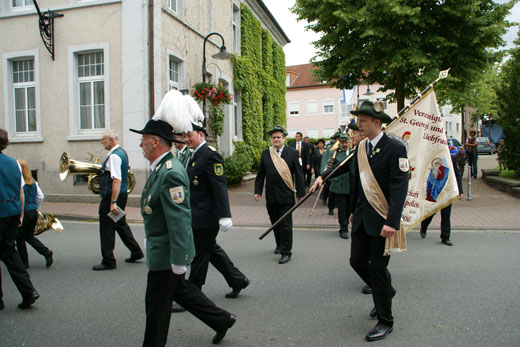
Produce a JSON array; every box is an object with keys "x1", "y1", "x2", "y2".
[{"x1": 262, "y1": 0, "x2": 520, "y2": 66}]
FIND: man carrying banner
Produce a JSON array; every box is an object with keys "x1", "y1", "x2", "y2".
[
  {"x1": 254, "y1": 126, "x2": 305, "y2": 264},
  {"x1": 311, "y1": 101, "x2": 409, "y2": 341}
]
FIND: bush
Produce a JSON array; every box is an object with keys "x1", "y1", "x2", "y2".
[{"x1": 224, "y1": 142, "x2": 254, "y2": 185}]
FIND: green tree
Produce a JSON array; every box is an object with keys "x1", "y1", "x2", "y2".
[
  {"x1": 292, "y1": 0, "x2": 516, "y2": 110},
  {"x1": 496, "y1": 31, "x2": 520, "y2": 172}
]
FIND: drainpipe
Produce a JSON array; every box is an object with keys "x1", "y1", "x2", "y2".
[{"x1": 148, "y1": 0, "x2": 154, "y2": 117}]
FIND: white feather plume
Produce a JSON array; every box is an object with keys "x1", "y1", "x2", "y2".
[
  {"x1": 152, "y1": 90, "x2": 193, "y2": 132},
  {"x1": 184, "y1": 94, "x2": 205, "y2": 127}
]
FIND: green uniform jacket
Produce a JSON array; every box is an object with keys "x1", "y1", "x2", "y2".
[
  {"x1": 320, "y1": 146, "x2": 333, "y2": 174},
  {"x1": 141, "y1": 152, "x2": 195, "y2": 271},
  {"x1": 177, "y1": 146, "x2": 191, "y2": 168},
  {"x1": 329, "y1": 149, "x2": 350, "y2": 195}
]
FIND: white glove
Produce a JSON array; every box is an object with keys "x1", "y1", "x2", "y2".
[
  {"x1": 219, "y1": 218, "x2": 233, "y2": 232},
  {"x1": 143, "y1": 238, "x2": 147, "y2": 249},
  {"x1": 171, "y1": 264, "x2": 187, "y2": 275}
]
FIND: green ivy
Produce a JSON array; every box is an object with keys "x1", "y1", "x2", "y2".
[{"x1": 232, "y1": 5, "x2": 287, "y2": 171}]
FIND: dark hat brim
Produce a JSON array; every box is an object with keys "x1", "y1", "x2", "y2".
[
  {"x1": 267, "y1": 126, "x2": 287, "y2": 136},
  {"x1": 350, "y1": 101, "x2": 393, "y2": 123},
  {"x1": 348, "y1": 123, "x2": 359, "y2": 131},
  {"x1": 130, "y1": 119, "x2": 184, "y2": 144},
  {"x1": 191, "y1": 123, "x2": 209, "y2": 137}
]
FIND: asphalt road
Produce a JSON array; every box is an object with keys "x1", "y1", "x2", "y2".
[{"x1": 1, "y1": 221, "x2": 520, "y2": 347}]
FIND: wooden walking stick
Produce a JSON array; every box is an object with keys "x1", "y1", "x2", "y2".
[{"x1": 309, "y1": 184, "x2": 324, "y2": 216}]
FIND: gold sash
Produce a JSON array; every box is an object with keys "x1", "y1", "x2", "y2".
[
  {"x1": 269, "y1": 147, "x2": 296, "y2": 198},
  {"x1": 357, "y1": 138, "x2": 407, "y2": 256}
]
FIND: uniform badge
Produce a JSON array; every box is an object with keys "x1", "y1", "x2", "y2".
[
  {"x1": 155, "y1": 164, "x2": 161, "y2": 171},
  {"x1": 399, "y1": 158, "x2": 409, "y2": 172},
  {"x1": 166, "y1": 160, "x2": 172, "y2": 169},
  {"x1": 214, "y1": 163, "x2": 224, "y2": 176},
  {"x1": 170, "y1": 186, "x2": 184, "y2": 204},
  {"x1": 191, "y1": 162, "x2": 196, "y2": 167},
  {"x1": 193, "y1": 176, "x2": 199, "y2": 186},
  {"x1": 144, "y1": 206, "x2": 152, "y2": 214}
]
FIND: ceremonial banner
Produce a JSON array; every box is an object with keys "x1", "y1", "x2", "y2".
[{"x1": 385, "y1": 89, "x2": 459, "y2": 233}]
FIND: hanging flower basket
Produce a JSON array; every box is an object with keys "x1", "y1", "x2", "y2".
[{"x1": 191, "y1": 82, "x2": 232, "y2": 137}]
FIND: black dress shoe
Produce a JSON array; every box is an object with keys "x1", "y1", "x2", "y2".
[
  {"x1": 24, "y1": 263, "x2": 29, "y2": 269},
  {"x1": 328, "y1": 209, "x2": 334, "y2": 216},
  {"x1": 369, "y1": 307, "x2": 377, "y2": 318},
  {"x1": 441, "y1": 239, "x2": 453, "y2": 246},
  {"x1": 0, "y1": 299, "x2": 4, "y2": 310},
  {"x1": 362, "y1": 285, "x2": 372, "y2": 294},
  {"x1": 125, "y1": 253, "x2": 144, "y2": 263},
  {"x1": 366, "y1": 323, "x2": 393, "y2": 341},
  {"x1": 420, "y1": 229, "x2": 426, "y2": 239},
  {"x1": 92, "y1": 264, "x2": 116, "y2": 271},
  {"x1": 45, "y1": 250, "x2": 53, "y2": 268},
  {"x1": 279, "y1": 255, "x2": 291, "y2": 264},
  {"x1": 339, "y1": 231, "x2": 349, "y2": 239},
  {"x1": 18, "y1": 291, "x2": 39, "y2": 310},
  {"x1": 212, "y1": 314, "x2": 236, "y2": 344},
  {"x1": 225, "y1": 278, "x2": 250, "y2": 298},
  {"x1": 171, "y1": 303, "x2": 186, "y2": 313},
  {"x1": 273, "y1": 247, "x2": 281, "y2": 255}
]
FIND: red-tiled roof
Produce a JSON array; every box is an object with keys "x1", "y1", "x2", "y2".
[{"x1": 286, "y1": 64, "x2": 325, "y2": 88}]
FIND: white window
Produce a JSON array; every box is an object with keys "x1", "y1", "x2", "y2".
[
  {"x1": 338, "y1": 99, "x2": 348, "y2": 118},
  {"x1": 77, "y1": 52, "x2": 105, "y2": 130},
  {"x1": 322, "y1": 128, "x2": 335, "y2": 138},
  {"x1": 3, "y1": 50, "x2": 42, "y2": 142},
  {"x1": 288, "y1": 129, "x2": 299, "y2": 138},
  {"x1": 233, "y1": 88, "x2": 242, "y2": 139},
  {"x1": 307, "y1": 100, "x2": 318, "y2": 115},
  {"x1": 168, "y1": 57, "x2": 179, "y2": 90},
  {"x1": 323, "y1": 99, "x2": 334, "y2": 114},
  {"x1": 288, "y1": 102, "x2": 299, "y2": 116},
  {"x1": 12, "y1": 0, "x2": 31, "y2": 7},
  {"x1": 232, "y1": 4, "x2": 240, "y2": 53},
  {"x1": 286, "y1": 74, "x2": 290, "y2": 87},
  {"x1": 456, "y1": 123, "x2": 460, "y2": 132},
  {"x1": 168, "y1": 0, "x2": 177, "y2": 12},
  {"x1": 307, "y1": 129, "x2": 318, "y2": 138},
  {"x1": 68, "y1": 43, "x2": 110, "y2": 140}
]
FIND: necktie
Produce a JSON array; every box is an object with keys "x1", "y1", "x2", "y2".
[
  {"x1": 368, "y1": 142, "x2": 373, "y2": 157},
  {"x1": 297, "y1": 142, "x2": 301, "y2": 157}
]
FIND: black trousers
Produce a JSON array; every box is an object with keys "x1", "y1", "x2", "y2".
[
  {"x1": 334, "y1": 193, "x2": 350, "y2": 232},
  {"x1": 305, "y1": 167, "x2": 312, "y2": 187},
  {"x1": 266, "y1": 202, "x2": 293, "y2": 256},
  {"x1": 16, "y1": 210, "x2": 50, "y2": 265},
  {"x1": 421, "y1": 204, "x2": 452, "y2": 241},
  {"x1": 143, "y1": 270, "x2": 232, "y2": 347},
  {"x1": 189, "y1": 226, "x2": 247, "y2": 289},
  {"x1": 350, "y1": 224, "x2": 394, "y2": 327},
  {"x1": 0, "y1": 214, "x2": 36, "y2": 301},
  {"x1": 99, "y1": 193, "x2": 143, "y2": 266}
]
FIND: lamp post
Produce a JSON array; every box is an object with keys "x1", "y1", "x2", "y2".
[
  {"x1": 364, "y1": 85, "x2": 374, "y2": 98},
  {"x1": 201, "y1": 32, "x2": 234, "y2": 129}
]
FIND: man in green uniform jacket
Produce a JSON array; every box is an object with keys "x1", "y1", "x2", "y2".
[
  {"x1": 130, "y1": 119, "x2": 235, "y2": 347},
  {"x1": 329, "y1": 133, "x2": 351, "y2": 239}
]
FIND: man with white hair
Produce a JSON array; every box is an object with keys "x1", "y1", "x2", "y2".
[{"x1": 92, "y1": 130, "x2": 144, "y2": 271}]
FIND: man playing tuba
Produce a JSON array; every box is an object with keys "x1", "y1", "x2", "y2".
[{"x1": 92, "y1": 130, "x2": 144, "y2": 271}]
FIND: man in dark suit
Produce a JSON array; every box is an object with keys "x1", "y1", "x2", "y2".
[
  {"x1": 311, "y1": 101, "x2": 408, "y2": 341},
  {"x1": 183, "y1": 122, "x2": 249, "y2": 298},
  {"x1": 303, "y1": 136, "x2": 315, "y2": 187},
  {"x1": 289, "y1": 132, "x2": 311, "y2": 182},
  {"x1": 254, "y1": 126, "x2": 305, "y2": 264},
  {"x1": 130, "y1": 119, "x2": 236, "y2": 346}
]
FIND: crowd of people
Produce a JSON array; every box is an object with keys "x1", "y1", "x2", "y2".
[{"x1": 1, "y1": 94, "x2": 472, "y2": 345}]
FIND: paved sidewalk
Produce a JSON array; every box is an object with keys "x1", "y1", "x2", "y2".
[{"x1": 41, "y1": 154, "x2": 520, "y2": 231}]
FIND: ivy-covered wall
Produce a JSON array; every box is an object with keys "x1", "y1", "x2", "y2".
[{"x1": 233, "y1": 5, "x2": 287, "y2": 167}]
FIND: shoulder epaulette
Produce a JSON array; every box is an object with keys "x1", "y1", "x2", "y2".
[{"x1": 208, "y1": 146, "x2": 217, "y2": 152}]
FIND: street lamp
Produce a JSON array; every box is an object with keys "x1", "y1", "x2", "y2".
[
  {"x1": 364, "y1": 85, "x2": 374, "y2": 96},
  {"x1": 202, "y1": 32, "x2": 234, "y2": 83},
  {"x1": 201, "y1": 32, "x2": 234, "y2": 130}
]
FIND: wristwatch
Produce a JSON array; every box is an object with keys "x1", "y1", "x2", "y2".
[{"x1": 111, "y1": 200, "x2": 117, "y2": 203}]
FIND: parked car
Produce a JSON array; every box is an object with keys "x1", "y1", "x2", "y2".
[
  {"x1": 448, "y1": 138, "x2": 461, "y2": 155},
  {"x1": 476, "y1": 137, "x2": 495, "y2": 154}
]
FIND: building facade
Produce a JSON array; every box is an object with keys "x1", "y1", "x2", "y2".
[
  {"x1": 285, "y1": 64, "x2": 400, "y2": 139},
  {"x1": 0, "y1": 0, "x2": 287, "y2": 200}
]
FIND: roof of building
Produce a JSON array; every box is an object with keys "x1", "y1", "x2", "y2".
[{"x1": 286, "y1": 63, "x2": 326, "y2": 88}]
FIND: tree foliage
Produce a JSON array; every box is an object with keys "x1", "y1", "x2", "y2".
[
  {"x1": 495, "y1": 31, "x2": 520, "y2": 172},
  {"x1": 292, "y1": 0, "x2": 516, "y2": 110}
]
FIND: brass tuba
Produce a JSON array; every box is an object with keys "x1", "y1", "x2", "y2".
[
  {"x1": 59, "y1": 152, "x2": 136, "y2": 194},
  {"x1": 34, "y1": 211, "x2": 64, "y2": 236}
]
